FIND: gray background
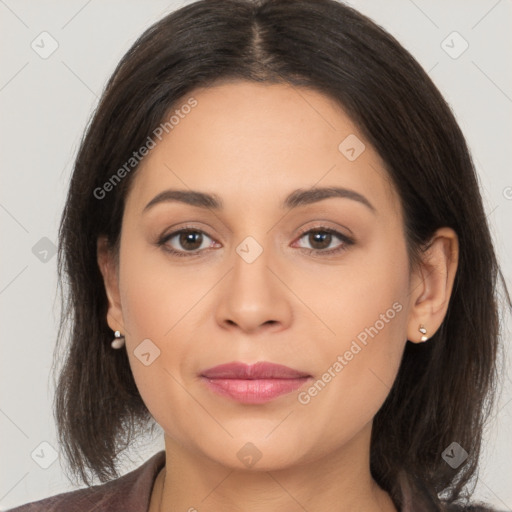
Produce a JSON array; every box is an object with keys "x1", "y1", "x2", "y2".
[{"x1": 1, "y1": 0, "x2": 511, "y2": 509}]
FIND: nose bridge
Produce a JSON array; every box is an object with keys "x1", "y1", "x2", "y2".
[
  {"x1": 214, "y1": 229, "x2": 292, "y2": 332},
  {"x1": 230, "y1": 232, "x2": 275, "y2": 299}
]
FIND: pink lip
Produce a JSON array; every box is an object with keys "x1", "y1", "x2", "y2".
[
  {"x1": 201, "y1": 361, "x2": 310, "y2": 379},
  {"x1": 200, "y1": 361, "x2": 312, "y2": 404}
]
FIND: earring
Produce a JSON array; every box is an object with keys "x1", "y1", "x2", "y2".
[
  {"x1": 418, "y1": 324, "x2": 429, "y2": 342},
  {"x1": 111, "y1": 330, "x2": 125, "y2": 349}
]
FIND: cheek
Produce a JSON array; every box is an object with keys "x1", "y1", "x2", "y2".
[
  {"x1": 296, "y1": 228, "x2": 409, "y2": 350},
  {"x1": 120, "y1": 274, "x2": 198, "y2": 439},
  {"x1": 118, "y1": 235, "x2": 210, "y2": 340},
  {"x1": 295, "y1": 304, "x2": 407, "y2": 455},
  {"x1": 295, "y1": 234, "x2": 409, "y2": 431},
  {"x1": 116, "y1": 240, "x2": 200, "y2": 426}
]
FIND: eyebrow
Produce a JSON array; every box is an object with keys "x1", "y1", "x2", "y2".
[{"x1": 143, "y1": 186, "x2": 376, "y2": 214}]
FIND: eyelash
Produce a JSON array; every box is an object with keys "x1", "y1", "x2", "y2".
[{"x1": 156, "y1": 224, "x2": 355, "y2": 259}]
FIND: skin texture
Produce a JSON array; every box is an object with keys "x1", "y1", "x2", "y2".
[{"x1": 97, "y1": 81, "x2": 459, "y2": 512}]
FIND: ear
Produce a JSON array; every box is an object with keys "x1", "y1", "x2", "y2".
[
  {"x1": 406, "y1": 227, "x2": 459, "y2": 343},
  {"x1": 97, "y1": 235, "x2": 125, "y2": 334}
]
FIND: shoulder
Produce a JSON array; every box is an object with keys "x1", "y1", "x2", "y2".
[{"x1": 5, "y1": 450, "x2": 166, "y2": 512}]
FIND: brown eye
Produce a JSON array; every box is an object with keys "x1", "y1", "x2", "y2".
[
  {"x1": 158, "y1": 229, "x2": 217, "y2": 256},
  {"x1": 307, "y1": 231, "x2": 333, "y2": 250},
  {"x1": 178, "y1": 231, "x2": 204, "y2": 251},
  {"x1": 295, "y1": 228, "x2": 353, "y2": 255}
]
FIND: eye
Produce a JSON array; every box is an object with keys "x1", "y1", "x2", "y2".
[
  {"x1": 293, "y1": 227, "x2": 354, "y2": 256},
  {"x1": 158, "y1": 228, "x2": 218, "y2": 257}
]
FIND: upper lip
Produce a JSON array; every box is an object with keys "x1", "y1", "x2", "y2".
[{"x1": 200, "y1": 361, "x2": 311, "y2": 379}]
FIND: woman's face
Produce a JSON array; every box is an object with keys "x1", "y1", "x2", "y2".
[{"x1": 103, "y1": 81, "x2": 419, "y2": 470}]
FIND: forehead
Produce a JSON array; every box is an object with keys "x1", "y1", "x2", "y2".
[{"x1": 126, "y1": 81, "x2": 400, "y2": 217}]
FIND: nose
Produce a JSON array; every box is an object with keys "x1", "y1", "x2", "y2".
[{"x1": 214, "y1": 244, "x2": 293, "y2": 334}]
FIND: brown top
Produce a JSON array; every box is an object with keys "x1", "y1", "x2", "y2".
[
  {"x1": 5, "y1": 450, "x2": 502, "y2": 512},
  {"x1": 6, "y1": 451, "x2": 166, "y2": 512}
]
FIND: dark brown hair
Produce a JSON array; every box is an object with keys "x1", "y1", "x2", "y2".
[{"x1": 53, "y1": 0, "x2": 510, "y2": 509}]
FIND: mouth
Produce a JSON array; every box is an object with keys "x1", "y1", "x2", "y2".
[{"x1": 200, "y1": 361, "x2": 312, "y2": 404}]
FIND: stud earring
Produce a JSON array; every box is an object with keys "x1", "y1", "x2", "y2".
[
  {"x1": 418, "y1": 324, "x2": 428, "y2": 342},
  {"x1": 111, "y1": 330, "x2": 125, "y2": 349}
]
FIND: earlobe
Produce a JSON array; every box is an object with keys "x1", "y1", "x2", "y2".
[
  {"x1": 418, "y1": 324, "x2": 429, "y2": 342},
  {"x1": 97, "y1": 235, "x2": 125, "y2": 334},
  {"x1": 407, "y1": 227, "x2": 459, "y2": 343}
]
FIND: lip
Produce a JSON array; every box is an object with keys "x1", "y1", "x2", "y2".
[
  {"x1": 201, "y1": 361, "x2": 311, "y2": 379},
  {"x1": 200, "y1": 361, "x2": 312, "y2": 404}
]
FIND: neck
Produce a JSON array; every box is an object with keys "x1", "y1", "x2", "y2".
[{"x1": 149, "y1": 424, "x2": 397, "y2": 512}]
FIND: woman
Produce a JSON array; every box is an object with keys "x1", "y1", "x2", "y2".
[{"x1": 7, "y1": 0, "x2": 510, "y2": 510}]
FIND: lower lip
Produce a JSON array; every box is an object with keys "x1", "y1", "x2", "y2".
[{"x1": 200, "y1": 377, "x2": 311, "y2": 404}]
